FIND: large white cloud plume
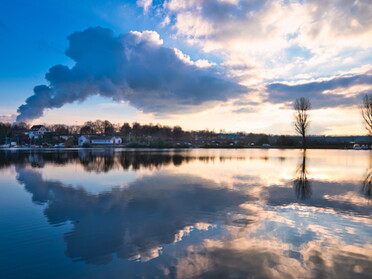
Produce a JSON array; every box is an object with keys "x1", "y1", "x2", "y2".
[{"x1": 16, "y1": 27, "x2": 247, "y2": 122}]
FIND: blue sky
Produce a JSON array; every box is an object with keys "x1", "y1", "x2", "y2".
[{"x1": 1, "y1": 0, "x2": 371, "y2": 134}]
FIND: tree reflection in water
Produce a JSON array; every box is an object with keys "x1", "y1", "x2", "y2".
[
  {"x1": 0, "y1": 149, "x2": 246, "y2": 172},
  {"x1": 2, "y1": 150, "x2": 372, "y2": 278},
  {"x1": 293, "y1": 151, "x2": 311, "y2": 201},
  {"x1": 362, "y1": 155, "x2": 372, "y2": 200}
]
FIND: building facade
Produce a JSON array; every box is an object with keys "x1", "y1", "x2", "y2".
[
  {"x1": 28, "y1": 125, "x2": 48, "y2": 139},
  {"x1": 78, "y1": 135, "x2": 122, "y2": 146}
]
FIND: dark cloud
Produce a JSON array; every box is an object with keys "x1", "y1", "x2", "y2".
[
  {"x1": 266, "y1": 73, "x2": 372, "y2": 108},
  {"x1": 16, "y1": 27, "x2": 248, "y2": 122},
  {"x1": 233, "y1": 100, "x2": 260, "y2": 106}
]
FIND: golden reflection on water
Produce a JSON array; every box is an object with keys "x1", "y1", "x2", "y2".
[{"x1": 0, "y1": 149, "x2": 371, "y2": 278}]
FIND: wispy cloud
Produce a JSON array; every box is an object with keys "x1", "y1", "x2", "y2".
[
  {"x1": 136, "y1": 0, "x2": 153, "y2": 14},
  {"x1": 0, "y1": 114, "x2": 16, "y2": 122},
  {"x1": 154, "y1": 0, "x2": 372, "y2": 80}
]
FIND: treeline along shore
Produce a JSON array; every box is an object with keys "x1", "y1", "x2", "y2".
[{"x1": 0, "y1": 120, "x2": 370, "y2": 149}]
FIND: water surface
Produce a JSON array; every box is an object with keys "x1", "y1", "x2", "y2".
[{"x1": 0, "y1": 149, "x2": 371, "y2": 278}]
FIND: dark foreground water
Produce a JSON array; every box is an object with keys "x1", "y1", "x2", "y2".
[{"x1": 0, "y1": 149, "x2": 371, "y2": 279}]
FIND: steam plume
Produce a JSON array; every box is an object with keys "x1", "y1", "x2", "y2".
[{"x1": 16, "y1": 27, "x2": 247, "y2": 122}]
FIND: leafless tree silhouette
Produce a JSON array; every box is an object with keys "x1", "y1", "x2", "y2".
[
  {"x1": 361, "y1": 94, "x2": 372, "y2": 135},
  {"x1": 294, "y1": 98, "x2": 311, "y2": 149},
  {"x1": 293, "y1": 151, "x2": 311, "y2": 201},
  {"x1": 362, "y1": 155, "x2": 372, "y2": 201}
]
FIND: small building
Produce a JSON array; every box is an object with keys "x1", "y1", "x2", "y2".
[
  {"x1": 78, "y1": 135, "x2": 122, "y2": 146},
  {"x1": 29, "y1": 125, "x2": 48, "y2": 139}
]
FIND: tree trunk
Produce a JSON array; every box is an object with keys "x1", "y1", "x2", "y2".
[{"x1": 302, "y1": 134, "x2": 306, "y2": 150}]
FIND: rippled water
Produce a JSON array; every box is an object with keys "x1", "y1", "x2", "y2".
[{"x1": 0, "y1": 149, "x2": 371, "y2": 279}]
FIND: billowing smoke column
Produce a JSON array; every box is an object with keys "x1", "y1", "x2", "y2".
[{"x1": 16, "y1": 27, "x2": 247, "y2": 122}]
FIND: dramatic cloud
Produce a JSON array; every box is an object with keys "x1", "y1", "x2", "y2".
[
  {"x1": 266, "y1": 72, "x2": 372, "y2": 108},
  {"x1": 16, "y1": 27, "x2": 247, "y2": 122},
  {"x1": 158, "y1": 0, "x2": 372, "y2": 79},
  {"x1": 162, "y1": 0, "x2": 372, "y2": 50}
]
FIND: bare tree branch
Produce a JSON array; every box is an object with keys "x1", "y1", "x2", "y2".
[
  {"x1": 361, "y1": 94, "x2": 372, "y2": 135},
  {"x1": 293, "y1": 97, "x2": 311, "y2": 149}
]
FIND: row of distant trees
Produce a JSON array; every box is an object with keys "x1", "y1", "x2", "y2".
[
  {"x1": 1, "y1": 95, "x2": 371, "y2": 146},
  {"x1": 79, "y1": 120, "x2": 186, "y2": 139},
  {"x1": 293, "y1": 94, "x2": 372, "y2": 149},
  {"x1": 0, "y1": 120, "x2": 222, "y2": 144},
  {"x1": 0, "y1": 121, "x2": 186, "y2": 138}
]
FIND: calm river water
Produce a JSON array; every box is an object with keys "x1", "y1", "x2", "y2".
[{"x1": 0, "y1": 149, "x2": 371, "y2": 279}]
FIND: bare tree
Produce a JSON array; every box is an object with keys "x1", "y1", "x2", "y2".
[
  {"x1": 361, "y1": 94, "x2": 372, "y2": 135},
  {"x1": 294, "y1": 97, "x2": 311, "y2": 149}
]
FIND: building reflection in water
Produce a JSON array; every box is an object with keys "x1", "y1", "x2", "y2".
[{"x1": 1, "y1": 149, "x2": 371, "y2": 279}]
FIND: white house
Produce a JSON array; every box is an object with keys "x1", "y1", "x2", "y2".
[
  {"x1": 28, "y1": 125, "x2": 48, "y2": 139},
  {"x1": 78, "y1": 135, "x2": 122, "y2": 146}
]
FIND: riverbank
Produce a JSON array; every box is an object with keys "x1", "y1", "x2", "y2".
[{"x1": 0, "y1": 145, "x2": 370, "y2": 151}]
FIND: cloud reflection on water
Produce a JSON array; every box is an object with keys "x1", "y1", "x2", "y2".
[
  {"x1": 16, "y1": 167, "x2": 250, "y2": 265},
  {"x1": 2, "y1": 149, "x2": 371, "y2": 278}
]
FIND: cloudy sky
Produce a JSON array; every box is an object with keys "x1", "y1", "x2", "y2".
[{"x1": 1, "y1": 0, "x2": 371, "y2": 134}]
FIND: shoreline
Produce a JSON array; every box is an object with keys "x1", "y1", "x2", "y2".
[{"x1": 0, "y1": 146, "x2": 370, "y2": 151}]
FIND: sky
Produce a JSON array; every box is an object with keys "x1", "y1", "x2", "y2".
[{"x1": 0, "y1": 0, "x2": 371, "y2": 135}]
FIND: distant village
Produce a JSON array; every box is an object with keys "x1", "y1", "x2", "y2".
[{"x1": 0, "y1": 121, "x2": 370, "y2": 149}]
